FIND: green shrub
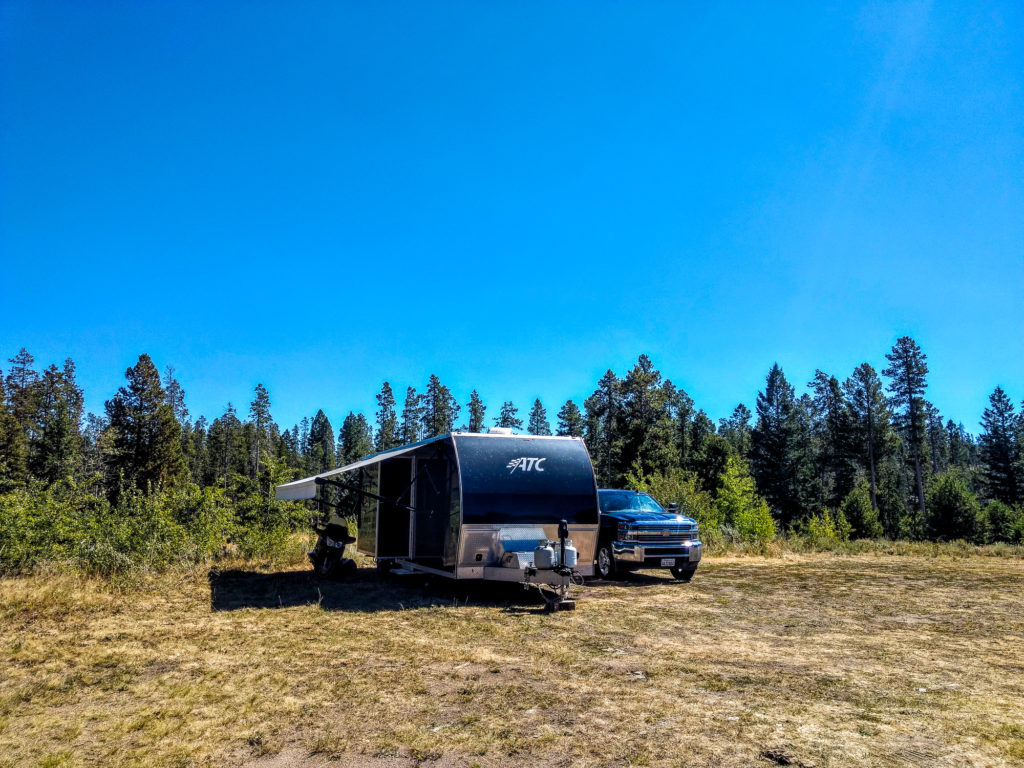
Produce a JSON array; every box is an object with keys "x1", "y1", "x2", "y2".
[
  {"x1": 838, "y1": 480, "x2": 884, "y2": 539},
  {"x1": 925, "y1": 470, "x2": 980, "y2": 542},
  {"x1": 713, "y1": 457, "x2": 776, "y2": 544}
]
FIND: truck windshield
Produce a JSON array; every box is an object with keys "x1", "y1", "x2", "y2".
[{"x1": 600, "y1": 492, "x2": 665, "y2": 514}]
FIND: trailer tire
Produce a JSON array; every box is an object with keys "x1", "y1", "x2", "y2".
[{"x1": 595, "y1": 543, "x2": 617, "y2": 580}]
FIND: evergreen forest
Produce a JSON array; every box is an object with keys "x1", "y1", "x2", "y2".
[{"x1": 1, "y1": 337, "x2": 1022, "y2": 575}]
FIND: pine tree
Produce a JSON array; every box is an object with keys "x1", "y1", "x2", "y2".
[
  {"x1": 718, "y1": 403, "x2": 753, "y2": 458},
  {"x1": 162, "y1": 366, "x2": 189, "y2": 425},
  {"x1": 308, "y1": 409, "x2": 335, "y2": 473},
  {"x1": 925, "y1": 402, "x2": 948, "y2": 474},
  {"x1": 400, "y1": 387, "x2": 423, "y2": 444},
  {"x1": 421, "y1": 375, "x2": 459, "y2": 438},
  {"x1": 0, "y1": 371, "x2": 28, "y2": 491},
  {"x1": 809, "y1": 370, "x2": 856, "y2": 509},
  {"x1": 978, "y1": 387, "x2": 1021, "y2": 506},
  {"x1": 882, "y1": 336, "x2": 930, "y2": 517},
  {"x1": 206, "y1": 404, "x2": 244, "y2": 489},
  {"x1": 925, "y1": 469, "x2": 979, "y2": 541},
  {"x1": 619, "y1": 355, "x2": 679, "y2": 477},
  {"x1": 526, "y1": 398, "x2": 551, "y2": 436},
  {"x1": 104, "y1": 353, "x2": 185, "y2": 494},
  {"x1": 946, "y1": 420, "x2": 974, "y2": 471},
  {"x1": 494, "y1": 401, "x2": 523, "y2": 430},
  {"x1": 556, "y1": 400, "x2": 584, "y2": 437},
  {"x1": 374, "y1": 382, "x2": 400, "y2": 451},
  {"x1": 466, "y1": 390, "x2": 486, "y2": 433},
  {"x1": 248, "y1": 383, "x2": 272, "y2": 478},
  {"x1": 842, "y1": 363, "x2": 894, "y2": 518},
  {"x1": 340, "y1": 412, "x2": 374, "y2": 465},
  {"x1": 34, "y1": 360, "x2": 84, "y2": 484},
  {"x1": 584, "y1": 370, "x2": 621, "y2": 486},
  {"x1": 5, "y1": 348, "x2": 41, "y2": 439},
  {"x1": 750, "y1": 364, "x2": 813, "y2": 527}
]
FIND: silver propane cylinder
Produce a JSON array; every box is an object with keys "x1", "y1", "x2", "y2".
[
  {"x1": 534, "y1": 540, "x2": 555, "y2": 570},
  {"x1": 562, "y1": 540, "x2": 578, "y2": 568}
]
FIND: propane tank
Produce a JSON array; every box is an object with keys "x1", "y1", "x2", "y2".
[
  {"x1": 562, "y1": 539, "x2": 578, "y2": 568},
  {"x1": 534, "y1": 540, "x2": 555, "y2": 570}
]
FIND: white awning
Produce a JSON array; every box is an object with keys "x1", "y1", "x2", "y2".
[{"x1": 274, "y1": 434, "x2": 449, "y2": 500}]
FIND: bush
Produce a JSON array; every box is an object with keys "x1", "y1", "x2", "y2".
[
  {"x1": 925, "y1": 470, "x2": 980, "y2": 542},
  {"x1": 625, "y1": 464, "x2": 723, "y2": 545},
  {"x1": 801, "y1": 508, "x2": 853, "y2": 548},
  {"x1": 0, "y1": 480, "x2": 307, "y2": 576},
  {"x1": 978, "y1": 500, "x2": 1023, "y2": 544},
  {"x1": 714, "y1": 458, "x2": 776, "y2": 544},
  {"x1": 838, "y1": 480, "x2": 884, "y2": 539}
]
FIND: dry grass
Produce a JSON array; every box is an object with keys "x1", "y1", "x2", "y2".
[{"x1": 1, "y1": 551, "x2": 1023, "y2": 768}]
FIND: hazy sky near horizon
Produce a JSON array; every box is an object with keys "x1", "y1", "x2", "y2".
[{"x1": 2, "y1": 1, "x2": 1022, "y2": 434}]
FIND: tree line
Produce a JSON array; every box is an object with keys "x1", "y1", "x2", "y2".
[{"x1": 1, "y1": 336, "x2": 1022, "y2": 551}]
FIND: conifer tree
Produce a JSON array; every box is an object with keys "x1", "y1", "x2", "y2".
[
  {"x1": 401, "y1": 387, "x2": 423, "y2": 443},
  {"x1": 926, "y1": 403, "x2": 948, "y2": 474},
  {"x1": 340, "y1": 412, "x2": 374, "y2": 465},
  {"x1": 248, "y1": 383, "x2": 272, "y2": 478},
  {"x1": 421, "y1": 375, "x2": 459, "y2": 438},
  {"x1": 946, "y1": 420, "x2": 974, "y2": 470},
  {"x1": 0, "y1": 371, "x2": 28, "y2": 491},
  {"x1": 162, "y1": 366, "x2": 189, "y2": 425},
  {"x1": 104, "y1": 353, "x2": 185, "y2": 494},
  {"x1": 842, "y1": 363, "x2": 893, "y2": 516},
  {"x1": 466, "y1": 390, "x2": 486, "y2": 433},
  {"x1": 494, "y1": 401, "x2": 523, "y2": 431},
  {"x1": 925, "y1": 469, "x2": 979, "y2": 541},
  {"x1": 527, "y1": 398, "x2": 552, "y2": 436},
  {"x1": 718, "y1": 404, "x2": 753, "y2": 458},
  {"x1": 5, "y1": 348, "x2": 41, "y2": 439},
  {"x1": 584, "y1": 370, "x2": 621, "y2": 486},
  {"x1": 620, "y1": 355, "x2": 679, "y2": 476},
  {"x1": 375, "y1": 382, "x2": 400, "y2": 450},
  {"x1": 34, "y1": 360, "x2": 84, "y2": 484},
  {"x1": 750, "y1": 364, "x2": 813, "y2": 527},
  {"x1": 809, "y1": 370, "x2": 856, "y2": 508},
  {"x1": 882, "y1": 336, "x2": 930, "y2": 517},
  {"x1": 978, "y1": 387, "x2": 1021, "y2": 506},
  {"x1": 308, "y1": 409, "x2": 335, "y2": 473},
  {"x1": 556, "y1": 400, "x2": 584, "y2": 437}
]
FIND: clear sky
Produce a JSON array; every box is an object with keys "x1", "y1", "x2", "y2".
[{"x1": 2, "y1": 1, "x2": 1022, "y2": 435}]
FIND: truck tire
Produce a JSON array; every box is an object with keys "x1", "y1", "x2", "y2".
[
  {"x1": 595, "y1": 543, "x2": 617, "y2": 580},
  {"x1": 670, "y1": 564, "x2": 697, "y2": 582}
]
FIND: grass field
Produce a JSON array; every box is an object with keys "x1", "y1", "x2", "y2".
[{"x1": 2, "y1": 552, "x2": 1023, "y2": 768}]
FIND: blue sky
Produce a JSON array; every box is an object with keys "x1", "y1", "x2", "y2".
[{"x1": 2, "y1": 1, "x2": 1022, "y2": 434}]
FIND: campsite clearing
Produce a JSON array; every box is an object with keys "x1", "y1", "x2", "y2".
[{"x1": 1, "y1": 552, "x2": 1022, "y2": 767}]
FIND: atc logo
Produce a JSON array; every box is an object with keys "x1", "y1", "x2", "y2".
[{"x1": 506, "y1": 457, "x2": 547, "y2": 473}]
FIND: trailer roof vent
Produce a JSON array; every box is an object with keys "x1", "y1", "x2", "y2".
[{"x1": 489, "y1": 427, "x2": 514, "y2": 435}]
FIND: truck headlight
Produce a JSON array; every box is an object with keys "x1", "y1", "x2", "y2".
[{"x1": 617, "y1": 522, "x2": 631, "y2": 540}]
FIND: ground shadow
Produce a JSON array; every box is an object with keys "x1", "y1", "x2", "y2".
[{"x1": 208, "y1": 566, "x2": 556, "y2": 614}]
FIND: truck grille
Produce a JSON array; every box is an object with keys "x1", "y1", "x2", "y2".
[{"x1": 631, "y1": 523, "x2": 697, "y2": 543}]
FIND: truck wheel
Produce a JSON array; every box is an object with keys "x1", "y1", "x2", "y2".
[
  {"x1": 595, "y1": 543, "x2": 617, "y2": 580},
  {"x1": 670, "y1": 565, "x2": 696, "y2": 582}
]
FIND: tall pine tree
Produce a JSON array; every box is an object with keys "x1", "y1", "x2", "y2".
[
  {"x1": 104, "y1": 354, "x2": 185, "y2": 495},
  {"x1": 375, "y1": 382, "x2": 400, "y2": 450},
  {"x1": 494, "y1": 401, "x2": 523, "y2": 430},
  {"x1": 978, "y1": 387, "x2": 1021, "y2": 506},
  {"x1": 400, "y1": 387, "x2": 423, "y2": 443},
  {"x1": 882, "y1": 336, "x2": 930, "y2": 518},
  {"x1": 556, "y1": 400, "x2": 584, "y2": 437},
  {"x1": 527, "y1": 398, "x2": 552, "y2": 436},
  {"x1": 421, "y1": 375, "x2": 459, "y2": 437},
  {"x1": 466, "y1": 390, "x2": 486, "y2": 433}
]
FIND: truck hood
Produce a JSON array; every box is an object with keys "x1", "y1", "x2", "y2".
[{"x1": 607, "y1": 510, "x2": 697, "y2": 525}]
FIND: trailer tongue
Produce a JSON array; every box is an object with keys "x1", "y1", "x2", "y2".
[{"x1": 275, "y1": 432, "x2": 600, "y2": 609}]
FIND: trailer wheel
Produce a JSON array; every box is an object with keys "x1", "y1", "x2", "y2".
[{"x1": 595, "y1": 543, "x2": 616, "y2": 580}]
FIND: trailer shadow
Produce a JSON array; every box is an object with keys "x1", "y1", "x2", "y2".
[{"x1": 208, "y1": 567, "x2": 554, "y2": 614}]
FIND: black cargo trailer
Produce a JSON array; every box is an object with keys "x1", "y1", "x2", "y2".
[{"x1": 275, "y1": 432, "x2": 599, "y2": 602}]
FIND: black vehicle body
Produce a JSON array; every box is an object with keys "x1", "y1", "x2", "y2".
[{"x1": 595, "y1": 489, "x2": 702, "y2": 581}]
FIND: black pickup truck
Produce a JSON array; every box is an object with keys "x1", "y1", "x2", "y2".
[{"x1": 594, "y1": 489, "x2": 702, "y2": 581}]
